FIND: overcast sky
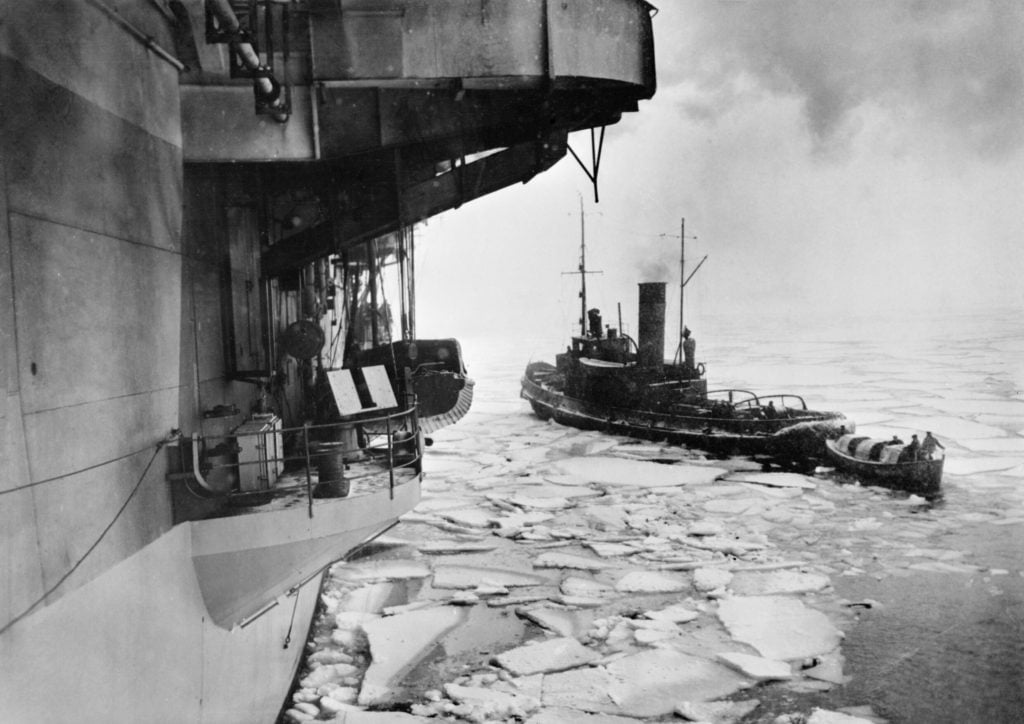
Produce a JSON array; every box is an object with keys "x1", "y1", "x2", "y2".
[{"x1": 416, "y1": 0, "x2": 1024, "y2": 343}]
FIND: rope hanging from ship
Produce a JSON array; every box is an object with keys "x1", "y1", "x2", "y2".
[{"x1": 0, "y1": 444, "x2": 164, "y2": 636}]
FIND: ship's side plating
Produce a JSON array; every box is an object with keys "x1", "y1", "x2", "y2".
[{"x1": 1, "y1": 1, "x2": 656, "y2": 722}]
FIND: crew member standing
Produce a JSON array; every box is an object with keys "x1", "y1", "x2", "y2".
[
  {"x1": 682, "y1": 326, "x2": 696, "y2": 374},
  {"x1": 920, "y1": 431, "x2": 945, "y2": 460}
]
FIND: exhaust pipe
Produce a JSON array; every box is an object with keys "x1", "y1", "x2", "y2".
[{"x1": 637, "y1": 282, "x2": 666, "y2": 369}]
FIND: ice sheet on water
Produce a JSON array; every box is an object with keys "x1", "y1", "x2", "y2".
[
  {"x1": 806, "y1": 708, "x2": 876, "y2": 724},
  {"x1": 541, "y1": 666, "x2": 616, "y2": 712},
  {"x1": 717, "y1": 652, "x2": 793, "y2": 681},
  {"x1": 602, "y1": 649, "x2": 752, "y2": 717},
  {"x1": 885, "y1": 416, "x2": 1006, "y2": 439},
  {"x1": 534, "y1": 551, "x2": 616, "y2": 571},
  {"x1": 330, "y1": 711, "x2": 436, "y2": 723},
  {"x1": 615, "y1": 571, "x2": 690, "y2": 593},
  {"x1": 958, "y1": 437, "x2": 1024, "y2": 453},
  {"x1": 549, "y1": 434, "x2": 623, "y2": 457},
  {"x1": 526, "y1": 708, "x2": 645, "y2": 723},
  {"x1": 516, "y1": 606, "x2": 586, "y2": 637},
  {"x1": 729, "y1": 571, "x2": 831, "y2": 596},
  {"x1": 432, "y1": 564, "x2": 550, "y2": 589},
  {"x1": 494, "y1": 636, "x2": 600, "y2": 676},
  {"x1": 495, "y1": 494, "x2": 575, "y2": 510},
  {"x1": 693, "y1": 567, "x2": 733, "y2": 593},
  {"x1": 552, "y1": 456, "x2": 727, "y2": 488},
  {"x1": 674, "y1": 699, "x2": 761, "y2": 723},
  {"x1": 585, "y1": 541, "x2": 638, "y2": 558},
  {"x1": 942, "y1": 456, "x2": 1022, "y2": 475},
  {"x1": 442, "y1": 682, "x2": 541, "y2": 720},
  {"x1": 717, "y1": 596, "x2": 842, "y2": 661},
  {"x1": 417, "y1": 540, "x2": 498, "y2": 554},
  {"x1": 927, "y1": 398, "x2": 1024, "y2": 416},
  {"x1": 487, "y1": 483, "x2": 602, "y2": 500},
  {"x1": 413, "y1": 496, "x2": 478, "y2": 513},
  {"x1": 560, "y1": 575, "x2": 617, "y2": 599},
  {"x1": 438, "y1": 508, "x2": 495, "y2": 528},
  {"x1": 358, "y1": 606, "x2": 465, "y2": 705},
  {"x1": 701, "y1": 497, "x2": 764, "y2": 515},
  {"x1": 644, "y1": 602, "x2": 700, "y2": 623},
  {"x1": 727, "y1": 473, "x2": 817, "y2": 490},
  {"x1": 336, "y1": 560, "x2": 432, "y2": 583}
]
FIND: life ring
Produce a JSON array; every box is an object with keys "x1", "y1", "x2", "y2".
[{"x1": 696, "y1": 362, "x2": 706, "y2": 377}]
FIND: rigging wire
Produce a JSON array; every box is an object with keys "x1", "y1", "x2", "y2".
[{"x1": 0, "y1": 444, "x2": 163, "y2": 636}]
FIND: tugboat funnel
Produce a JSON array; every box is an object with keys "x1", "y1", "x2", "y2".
[{"x1": 637, "y1": 282, "x2": 666, "y2": 369}]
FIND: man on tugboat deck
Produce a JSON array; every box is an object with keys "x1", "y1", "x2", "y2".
[{"x1": 682, "y1": 326, "x2": 696, "y2": 374}]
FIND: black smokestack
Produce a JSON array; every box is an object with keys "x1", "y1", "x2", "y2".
[{"x1": 637, "y1": 282, "x2": 666, "y2": 369}]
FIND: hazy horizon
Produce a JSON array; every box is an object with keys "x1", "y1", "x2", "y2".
[{"x1": 414, "y1": 0, "x2": 1023, "y2": 344}]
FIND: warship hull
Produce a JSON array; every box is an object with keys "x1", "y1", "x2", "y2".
[{"x1": 1, "y1": 2, "x2": 656, "y2": 722}]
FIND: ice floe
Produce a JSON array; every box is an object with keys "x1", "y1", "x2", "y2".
[
  {"x1": 674, "y1": 698, "x2": 760, "y2": 723},
  {"x1": 516, "y1": 606, "x2": 586, "y2": 637},
  {"x1": 494, "y1": 636, "x2": 600, "y2": 675},
  {"x1": 533, "y1": 551, "x2": 615, "y2": 570},
  {"x1": 441, "y1": 682, "x2": 541, "y2": 720},
  {"x1": 358, "y1": 606, "x2": 465, "y2": 705},
  {"x1": 526, "y1": 708, "x2": 644, "y2": 723},
  {"x1": 417, "y1": 540, "x2": 498, "y2": 554},
  {"x1": 601, "y1": 649, "x2": 752, "y2": 717},
  {"x1": 615, "y1": 570, "x2": 690, "y2": 593},
  {"x1": 552, "y1": 456, "x2": 727, "y2": 487},
  {"x1": 717, "y1": 651, "x2": 793, "y2": 680},
  {"x1": 806, "y1": 708, "x2": 876, "y2": 723},
  {"x1": 728, "y1": 472, "x2": 817, "y2": 489},
  {"x1": 693, "y1": 567, "x2": 734, "y2": 594},
  {"x1": 717, "y1": 596, "x2": 842, "y2": 661},
  {"x1": 432, "y1": 565, "x2": 550, "y2": 589},
  {"x1": 729, "y1": 570, "x2": 831, "y2": 596},
  {"x1": 643, "y1": 602, "x2": 700, "y2": 623}
]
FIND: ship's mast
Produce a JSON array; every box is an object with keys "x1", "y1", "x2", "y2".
[
  {"x1": 679, "y1": 217, "x2": 685, "y2": 347},
  {"x1": 674, "y1": 217, "x2": 707, "y2": 363},
  {"x1": 563, "y1": 196, "x2": 602, "y2": 337},
  {"x1": 579, "y1": 196, "x2": 587, "y2": 337}
]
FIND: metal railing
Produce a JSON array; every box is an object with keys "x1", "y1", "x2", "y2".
[{"x1": 168, "y1": 405, "x2": 422, "y2": 516}]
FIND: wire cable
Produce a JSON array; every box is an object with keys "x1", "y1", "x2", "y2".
[{"x1": 1, "y1": 444, "x2": 163, "y2": 636}]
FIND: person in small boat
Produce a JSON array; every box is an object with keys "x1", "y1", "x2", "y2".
[
  {"x1": 900, "y1": 434, "x2": 920, "y2": 462},
  {"x1": 764, "y1": 400, "x2": 778, "y2": 419},
  {"x1": 920, "y1": 431, "x2": 945, "y2": 460},
  {"x1": 886, "y1": 435, "x2": 904, "y2": 446},
  {"x1": 683, "y1": 326, "x2": 696, "y2": 374}
]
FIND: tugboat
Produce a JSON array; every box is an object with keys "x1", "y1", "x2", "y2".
[{"x1": 521, "y1": 219, "x2": 851, "y2": 460}]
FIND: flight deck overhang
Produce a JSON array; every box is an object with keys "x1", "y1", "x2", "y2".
[{"x1": 177, "y1": 0, "x2": 656, "y2": 276}]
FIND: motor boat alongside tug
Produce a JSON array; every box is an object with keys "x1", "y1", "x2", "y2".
[{"x1": 825, "y1": 434, "x2": 945, "y2": 497}]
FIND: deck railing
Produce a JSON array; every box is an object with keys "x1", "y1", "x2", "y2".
[{"x1": 168, "y1": 405, "x2": 422, "y2": 516}]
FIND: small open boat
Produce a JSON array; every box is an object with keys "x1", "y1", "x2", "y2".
[{"x1": 824, "y1": 434, "x2": 944, "y2": 497}]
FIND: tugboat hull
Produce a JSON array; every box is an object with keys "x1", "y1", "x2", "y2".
[{"x1": 522, "y1": 361, "x2": 850, "y2": 460}]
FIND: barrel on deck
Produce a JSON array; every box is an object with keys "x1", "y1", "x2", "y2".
[
  {"x1": 637, "y1": 282, "x2": 666, "y2": 370},
  {"x1": 311, "y1": 442, "x2": 350, "y2": 497}
]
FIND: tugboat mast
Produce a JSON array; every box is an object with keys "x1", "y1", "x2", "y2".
[
  {"x1": 563, "y1": 196, "x2": 602, "y2": 338},
  {"x1": 579, "y1": 196, "x2": 588, "y2": 337},
  {"x1": 674, "y1": 217, "x2": 707, "y2": 364},
  {"x1": 679, "y1": 217, "x2": 685, "y2": 348}
]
